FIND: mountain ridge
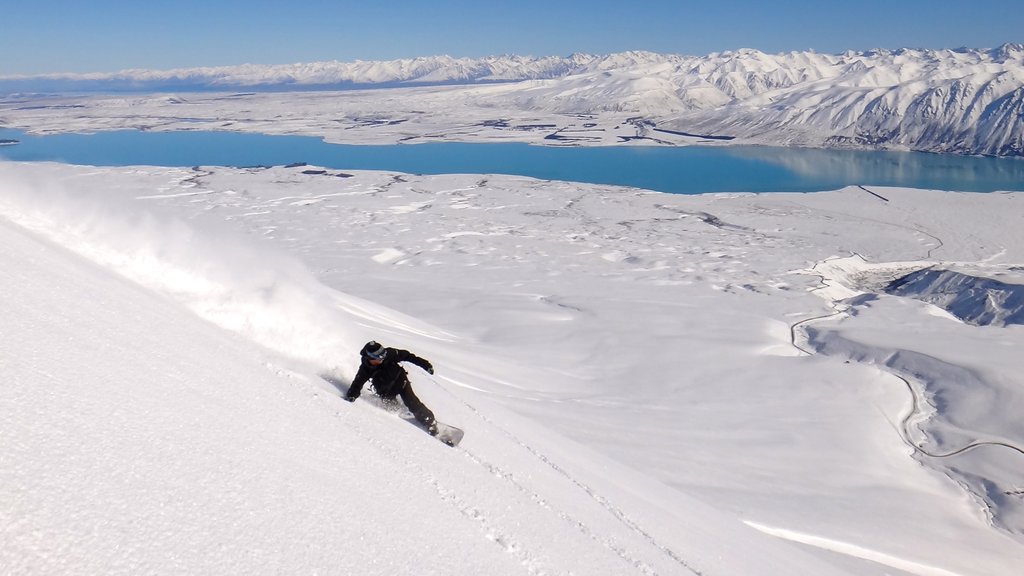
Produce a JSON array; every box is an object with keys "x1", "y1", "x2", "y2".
[
  {"x1": 2, "y1": 45, "x2": 1023, "y2": 156},
  {"x1": 6, "y1": 45, "x2": 1021, "y2": 87}
]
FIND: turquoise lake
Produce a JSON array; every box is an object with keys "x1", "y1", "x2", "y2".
[{"x1": 1, "y1": 127, "x2": 1022, "y2": 194}]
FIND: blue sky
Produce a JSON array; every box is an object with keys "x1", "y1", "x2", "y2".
[{"x1": 2, "y1": 0, "x2": 1021, "y2": 75}]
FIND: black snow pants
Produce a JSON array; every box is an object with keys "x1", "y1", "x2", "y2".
[{"x1": 383, "y1": 382, "x2": 436, "y2": 430}]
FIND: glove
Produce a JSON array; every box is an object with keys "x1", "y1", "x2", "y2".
[
  {"x1": 427, "y1": 366, "x2": 434, "y2": 375},
  {"x1": 344, "y1": 391, "x2": 358, "y2": 402}
]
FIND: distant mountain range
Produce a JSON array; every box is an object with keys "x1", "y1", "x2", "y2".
[{"x1": 3, "y1": 46, "x2": 1023, "y2": 156}]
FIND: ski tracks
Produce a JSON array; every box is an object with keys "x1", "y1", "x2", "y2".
[
  {"x1": 332, "y1": 403, "x2": 550, "y2": 575},
  {"x1": 332, "y1": 383, "x2": 703, "y2": 576},
  {"x1": 427, "y1": 378, "x2": 706, "y2": 576}
]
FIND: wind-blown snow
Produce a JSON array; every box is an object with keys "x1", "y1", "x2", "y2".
[
  {"x1": 2, "y1": 160, "x2": 1023, "y2": 575},
  {"x1": 3, "y1": 45, "x2": 1024, "y2": 155}
]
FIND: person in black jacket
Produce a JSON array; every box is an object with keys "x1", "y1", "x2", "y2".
[{"x1": 345, "y1": 341, "x2": 438, "y2": 435}]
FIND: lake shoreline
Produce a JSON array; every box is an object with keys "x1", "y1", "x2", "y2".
[{"x1": 2, "y1": 126, "x2": 1023, "y2": 195}]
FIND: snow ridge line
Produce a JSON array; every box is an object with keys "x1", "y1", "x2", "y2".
[{"x1": 429, "y1": 376, "x2": 707, "y2": 576}]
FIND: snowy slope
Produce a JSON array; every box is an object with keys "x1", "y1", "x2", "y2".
[
  {"x1": 3, "y1": 161, "x2": 1024, "y2": 575},
  {"x1": 3, "y1": 45, "x2": 1023, "y2": 155},
  {"x1": 1, "y1": 168, "x2": 874, "y2": 576},
  {"x1": 887, "y1": 267, "x2": 1024, "y2": 327}
]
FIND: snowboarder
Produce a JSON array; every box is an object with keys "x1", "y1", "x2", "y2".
[{"x1": 344, "y1": 341, "x2": 438, "y2": 435}]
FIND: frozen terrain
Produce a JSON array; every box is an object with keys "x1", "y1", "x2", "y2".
[
  {"x1": 2, "y1": 160, "x2": 1023, "y2": 575},
  {"x1": 2, "y1": 45, "x2": 1023, "y2": 155}
]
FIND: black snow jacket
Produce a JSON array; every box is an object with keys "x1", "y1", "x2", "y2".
[{"x1": 347, "y1": 346, "x2": 434, "y2": 399}]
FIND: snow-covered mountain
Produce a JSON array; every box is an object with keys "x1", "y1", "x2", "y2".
[
  {"x1": 0, "y1": 53, "x2": 600, "y2": 90},
  {"x1": 887, "y1": 268, "x2": 1024, "y2": 327},
  {"x1": 3, "y1": 46, "x2": 1023, "y2": 156}
]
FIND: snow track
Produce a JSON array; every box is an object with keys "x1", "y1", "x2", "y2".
[
  {"x1": 325, "y1": 373, "x2": 700, "y2": 576},
  {"x1": 427, "y1": 377, "x2": 705, "y2": 576}
]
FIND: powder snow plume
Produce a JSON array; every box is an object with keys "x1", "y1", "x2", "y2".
[{"x1": 0, "y1": 163, "x2": 371, "y2": 376}]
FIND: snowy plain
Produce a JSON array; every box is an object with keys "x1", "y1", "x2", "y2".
[{"x1": 2, "y1": 156, "x2": 1023, "y2": 576}]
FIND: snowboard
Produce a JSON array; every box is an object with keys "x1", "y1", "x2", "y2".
[
  {"x1": 432, "y1": 422, "x2": 465, "y2": 447},
  {"x1": 321, "y1": 375, "x2": 465, "y2": 447},
  {"x1": 397, "y1": 408, "x2": 464, "y2": 447}
]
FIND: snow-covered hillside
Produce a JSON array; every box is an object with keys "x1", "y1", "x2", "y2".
[
  {"x1": 2, "y1": 160, "x2": 1023, "y2": 575},
  {"x1": 3, "y1": 45, "x2": 1023, "y2": 155}
]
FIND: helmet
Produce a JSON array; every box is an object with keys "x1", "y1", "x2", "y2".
[{"x1": 363, "y1": 341, "x2": 387, "y2": 360}]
